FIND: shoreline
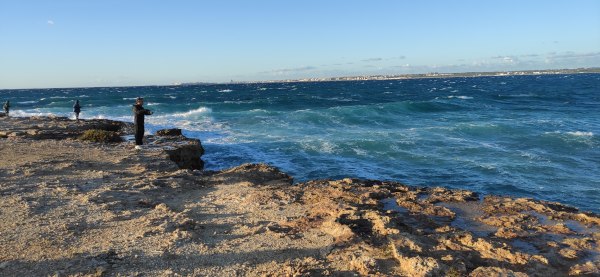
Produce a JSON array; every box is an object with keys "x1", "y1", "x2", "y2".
[{"x1": 1, "y1": 116, "x2": 599, "y2": 276}]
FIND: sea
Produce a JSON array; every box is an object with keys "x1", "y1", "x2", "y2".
[{"x1": 2, "y1": 74, "x2": 599, "y2": 213}]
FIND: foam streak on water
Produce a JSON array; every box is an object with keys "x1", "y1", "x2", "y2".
[{"x1": 2, "y1": 74, "x2": 599, "y2": 212}]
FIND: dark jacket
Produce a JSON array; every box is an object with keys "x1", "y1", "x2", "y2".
[
  {"x1": 132, "y1": 104, "x2": 152, "y2": 134},
  {"x1": 73, "y1": 102, "x2": 81, "y2": 113}
]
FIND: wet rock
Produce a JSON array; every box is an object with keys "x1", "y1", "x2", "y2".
[{"x1": 156, "y1": 128, "x2": 182, "y2": 136}]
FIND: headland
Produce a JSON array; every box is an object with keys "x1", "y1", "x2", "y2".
[{"x1": 0, "y1": 116, "x2": 598, "y2": 276}]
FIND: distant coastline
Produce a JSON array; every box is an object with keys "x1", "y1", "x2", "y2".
[{"x1": 181, "y1": 67, "x2": 600, "y2": 86}]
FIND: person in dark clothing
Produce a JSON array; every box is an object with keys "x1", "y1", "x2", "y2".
[
  {"x1": 73, "y1": 100, "x2": 81, "y2": 121},
  {"x1": 3, "y1": 100, "x2": 10, "y2": 117},
  {"x1": 132, "y1": 97, "x2": 152, "y2": 146}
]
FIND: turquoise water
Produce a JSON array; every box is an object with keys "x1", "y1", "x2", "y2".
[{"x1": 2, "y1": 74, "x2": 599, "y2": 212}]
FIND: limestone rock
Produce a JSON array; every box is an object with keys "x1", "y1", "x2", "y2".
[
  {"x1": 469, "y1": 266, "x2": 528, "y2": 277},
  {"x1": 163, "y1": 139, "x2": 204, "y2": 170},
  {"x1": 395, "y1": 254, "x2": 444, "y2": 277},
  {"x1": 156, "y1": 128, "x2": 182, "y2": 136}
]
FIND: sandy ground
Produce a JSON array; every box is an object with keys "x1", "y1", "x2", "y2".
[{"x1": 1, "y1": 117, "x2": 599, "y2": 276}]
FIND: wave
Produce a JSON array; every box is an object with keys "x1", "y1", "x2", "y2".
[
  {"x1": 17, "y1": 101, "x2": 38, "y2": 104},
  {"x1": 391, "y1": 100, "x2": 467, "y2": 113},
  {"x1": 545, "y1": 131, "x2": 594, "y2": 137},
  {"x1": 566, "y1": 131, "x2": 594, "y2": 137},
  {"x1": 218, "y1": 89, "x2": 233, "y2": 93},
  {"x1": 10, "y1": 110, "x2": 65, "y2": 117},
  {"x1": 447, "y1": 95, "x2": 473, "y2": 100},
  {"x1": 165, "y1": 106, "x2": 212, "y2": 118}
]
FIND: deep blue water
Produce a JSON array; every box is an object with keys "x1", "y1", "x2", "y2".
[{"x1": 2, "y1": 74, "x2": 599, "y2": 213}]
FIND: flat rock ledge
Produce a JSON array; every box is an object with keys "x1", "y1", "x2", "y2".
[
  {"x1": 0, "y1": 116, "x2": 598, "y2": 276},
  {"x1": 0, "y1": 116, "x2": 204, "y2": 170},
  {"x1": 0, "y1": 115, "x2": 132, "y2": 139}
]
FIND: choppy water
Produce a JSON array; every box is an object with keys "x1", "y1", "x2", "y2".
[{"x1": 2, "y1": 74, "x2": 599, "y2": 212}]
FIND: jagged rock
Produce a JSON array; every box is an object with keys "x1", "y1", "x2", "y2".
[
  {"x1": 394, "y1": 254, "x2": 444, "y2": 277},
  {"x1": 218, "y1": 163, "x2": 293, "y2": 186},
  {"x1": 156, "y1": 128, "x2": 182, "y2": 136},
  {"x1": 427, "y1": 187, "x2": 479, "y2": 202},
  {"x1": 162, "y1": 139, "x2": 204, "y2": 170},
  {"x1": 469, "y1": 266, "x2": 527, "y2": 277},
  {"x1": 569, "y1": 261, "x2": 600, "y2": 275},
  {"x1": 559, "y1": 248, "x2": 579, "y2": 260}
]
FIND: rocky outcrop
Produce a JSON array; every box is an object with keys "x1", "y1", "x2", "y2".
[
  {"x1": 155, "y1": 128, "x2": 182, "y2": 136},
  {"x1": 1, "y1": 117, "x2": 598, "y2": 276},
  {"x1": 151, "y1": 129, "x2": 205, "y2": 170},
  {"x1": 0, "y1": 116, "x2": 131, "y2": 140},
  {"x1": 0, "y1": 117, "x2": 205, "y2": 171}
]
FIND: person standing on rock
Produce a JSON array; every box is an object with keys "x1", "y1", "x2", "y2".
[
  {"x1": 73, "y1": 100, "x2": 81, "y2": 121},
  {"x1": 132, "y1": 97, "x2": 152, "y2": 148},
  {"x1": 3, "y1": 100, "x2": 10, "y2": 117}
]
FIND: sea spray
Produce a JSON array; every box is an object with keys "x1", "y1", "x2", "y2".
[{"x1": 1, "y1": 74, "x2": 599, "y2": 212}]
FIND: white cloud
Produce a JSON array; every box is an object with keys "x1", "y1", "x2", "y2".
[{"x1": 47, "y1": 20, "x2": 55, "y2": 25}]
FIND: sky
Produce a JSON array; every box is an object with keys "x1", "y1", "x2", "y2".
[{"x1": 0, "y1": 0, "x2": 599, "y2": 89}]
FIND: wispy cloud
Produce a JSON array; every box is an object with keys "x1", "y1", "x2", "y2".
[
  {"x1": 548, "y1": 51, "x2": 600, "y2": 59},
  {"x1": 47, "y1": 20, "x2": 54, "y2": 25},
  {"x1": 361, "y1": 58, "x2": 383, "y2": 62},
  {"x1": 361, "y1": 56, "x2": 406, "y2": 63},
  {"x1": 260, "y1": 66, "x2": 318, "y2": 75}
]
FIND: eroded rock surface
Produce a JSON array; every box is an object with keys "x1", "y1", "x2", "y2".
[
  {"x1": 0, "y1": 115, "x2": 131, "y2": 139},
  {"x1": 1, "y1": 116, "x2": 598, "y2": 276}
]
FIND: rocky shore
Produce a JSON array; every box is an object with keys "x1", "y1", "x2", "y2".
[{"x1": 0, "y1": 116, "x2": 598, "y2": 276}]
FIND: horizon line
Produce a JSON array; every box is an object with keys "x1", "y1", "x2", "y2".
[{"x1": 1, "y1": 66, "x2": 599, "y2": 91}]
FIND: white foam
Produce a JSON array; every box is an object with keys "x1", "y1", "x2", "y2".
[
  {"x1": 566, "y1": 131, "x2": 594, "y2": 137},
  {"x1": 17, "y1": 101, "x2": 38, "y2": 104},
  {"x1": 10, "y1": 110, "x2": 64, "y2": 117},
  {"x1": 447, "y1": 95, "x2": 473, "y2": 100},
  {"x1": 218, "y1": 89, "x2": 233, "y2": 93},
  {"x1": 163, "y1": 106, "x2": 212, "y2": 118}
]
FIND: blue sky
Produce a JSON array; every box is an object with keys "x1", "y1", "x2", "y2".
[{"x1": 1, "y1": 0, "x2": 599, "y2": 89}]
